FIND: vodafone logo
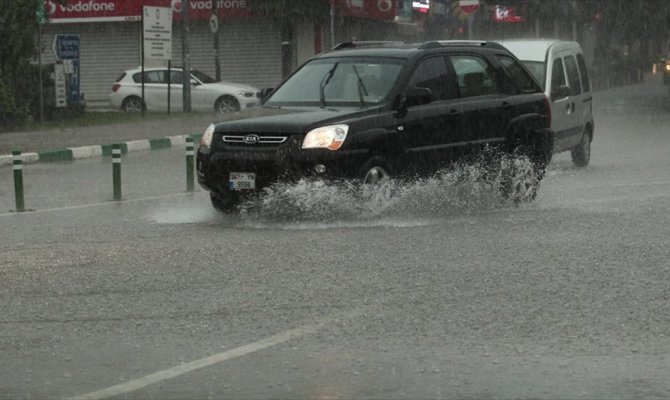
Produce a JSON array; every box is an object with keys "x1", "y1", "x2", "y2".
[
  {"x1": 377, "y1": 0, "x2": 393, "y2": 13},
  {"x1": 171, "y1": 0, "x2": 182, "y2": 12}
]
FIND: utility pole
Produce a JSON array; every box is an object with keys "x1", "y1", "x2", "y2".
[
  {"x1": 181, "y1": 0, "x2": 192, "y2": 112},
  {"x1": 213, "y1": 0, "x2": 221, "y2": 81}
]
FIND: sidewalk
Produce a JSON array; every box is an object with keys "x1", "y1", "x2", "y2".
[{"x1": 0, "y1": 112, "x2": 219, "y2": 167}]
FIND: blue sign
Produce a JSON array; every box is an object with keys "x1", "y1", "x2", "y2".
[{"x1": 53, "y1": 34, "x2": 80, "y2": 61}]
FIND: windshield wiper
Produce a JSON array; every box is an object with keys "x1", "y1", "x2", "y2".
[
  {"x1": 319, "y1": 62, "x2": 339, "y2": 108},
  {"x1": 351, "y1": 64, "x2": 368, "y2": 108}
]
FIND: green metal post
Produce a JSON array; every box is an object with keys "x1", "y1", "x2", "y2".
[
  {"x1": 186, "y1": 137, "x2": 194, "y2": 192},
  {"x1": 12, "y1": 150, "x2": 25, "y2": 212},
  {"x1": 112, "y1": 144, "x2": 122, "y2": 200}
]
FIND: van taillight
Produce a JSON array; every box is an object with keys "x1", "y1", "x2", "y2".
[
  {"x1": 112, "y1": 83, "x2": 121, "y2": 92},
  {"x1": 543, "y1": 95, "x2": 551, "y2": 129}
]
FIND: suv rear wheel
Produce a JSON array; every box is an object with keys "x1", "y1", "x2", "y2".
[{"x1": 500, "y1": 142, "x2": 546, "y2": 205}]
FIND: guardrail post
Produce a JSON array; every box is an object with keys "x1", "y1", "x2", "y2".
[
  {"x1": 186, "y1": 137, "x2": 194, "y2": 192},
  {"x1": 12, "y1": 150, "x2": 25, "y2": 212},
  {"x1": 112, "y1": 144, "x2": 122, "y2": 200}
]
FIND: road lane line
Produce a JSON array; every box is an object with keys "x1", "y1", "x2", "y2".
[
  {"x1": 0, "y1": 192, "x2": 196, "y2": 218},
  {"x1": 69, "y1": 307, "x2": 369, "y2": 400}
]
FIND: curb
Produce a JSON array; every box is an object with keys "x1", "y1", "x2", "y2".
[{"x1": 0, "y1": 134, "x2": 201, "y2": 167}]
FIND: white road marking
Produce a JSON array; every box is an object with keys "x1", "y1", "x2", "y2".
[
  {"x1": 69, "y1": 307, "x2": 368, "y2": 400},
  {"x1": 0, "y1": 192, "x2": 196, "y2": 218}
]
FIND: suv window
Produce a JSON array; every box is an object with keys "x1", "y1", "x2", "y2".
[
  {"x1": 576, "y1": 54, "x2": 590, "y2": 92},
  {"x1": 550, "y1": 58, "x2": 567, "y2": 99},
  {"x1": 450, "y1": 55, "x2": 498, "y2": 98},
  {"x1": 564, "y1": 55, "x2": 582, "y2": 95},
  {"x1": 496, "y1": 55, "x2": 539, "y2": 94},
  {"x1": 407, "y1": 56, "x2": 453, "y2": 102},
  {"x1": 132, "y1": 71, "x2": 166, "y2": 84}
]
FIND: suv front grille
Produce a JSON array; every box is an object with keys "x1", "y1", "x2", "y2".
[{"x1": 222, "y1": 135, "x2": 288, "y2": 148}]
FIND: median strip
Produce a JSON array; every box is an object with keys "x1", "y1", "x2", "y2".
[{"x1": 0, "y1": 133, "x2": 202, "y2": 167}]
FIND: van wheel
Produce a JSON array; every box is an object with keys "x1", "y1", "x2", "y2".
[
  {"x1": 571, "y1": 130, "x2": 591, "y2": 168},
  {"x1": 122, "y1": 96, "x2": 143, "y2": 112},
  {"x1": 215, "y1": 96, "x2": 240, "y2": 114}
]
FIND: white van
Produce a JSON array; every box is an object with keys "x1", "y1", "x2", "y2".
[{"x1": 499, "y1": 40, "x2": 593, "y2": 167}]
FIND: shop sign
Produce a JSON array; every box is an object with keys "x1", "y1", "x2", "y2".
[{"x1": 44, "y1": 0, "x2": 250, "y2": 23}]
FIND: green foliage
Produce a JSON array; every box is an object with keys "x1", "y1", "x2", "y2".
[{"x1": 0, "y1": 0, "x2": 67, "y2": 129}]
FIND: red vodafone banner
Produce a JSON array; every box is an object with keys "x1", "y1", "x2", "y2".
[
  {"x1": 44, "y1": 0, "x2": 251, "y2": 23},
  {"x1": 333, "y1": 0, "x2": 398, "y2": 21}
]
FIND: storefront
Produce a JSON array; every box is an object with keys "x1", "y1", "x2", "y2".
[{"x1": 39, "y1": 0, "x2": 403, "y2": 105}]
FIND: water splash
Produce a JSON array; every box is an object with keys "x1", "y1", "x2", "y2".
[{"x1": 236, "y1": 154, "x2": 537, "y2": 224}]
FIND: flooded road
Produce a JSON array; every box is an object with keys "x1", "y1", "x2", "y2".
[{"x1": 1, "y1": 75, "x2": 669, "y2": 399}]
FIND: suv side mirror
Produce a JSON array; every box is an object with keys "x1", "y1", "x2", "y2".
[
  {"x1": 258, "y1": 87, "x2": 274, "y2": 100},
  {"x1": 552, "y1": 84, "x2": 571, "y2": 101},
  {"x1": 397, "y1": 86, "x2": 433, "y2": 117}
]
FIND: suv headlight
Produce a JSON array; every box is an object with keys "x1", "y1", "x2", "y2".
[
  {"x1": 200, "y1": 123, "x2": 215, "y2": 148},
  {"x1": 302, "y1": 124, "x2": 349, "y2": 151}
]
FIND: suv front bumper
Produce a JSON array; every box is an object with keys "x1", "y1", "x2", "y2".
[{"x1": 196, "y1": 145, "x2": 370, "y2": 195}]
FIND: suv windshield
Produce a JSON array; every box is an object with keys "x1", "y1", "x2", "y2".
[{"x1": 265, "y1": 58, "x2": 404, "y2": 107}]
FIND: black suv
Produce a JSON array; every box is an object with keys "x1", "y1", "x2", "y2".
[{"x1": 197, "y1": 41, "x2": 553, "y2": 212}]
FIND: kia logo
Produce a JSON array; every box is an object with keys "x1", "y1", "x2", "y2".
[{"x1": 243, "y1": 134, "x2": 260, "y2": 144}]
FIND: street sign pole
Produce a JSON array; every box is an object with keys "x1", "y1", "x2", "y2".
[
  {"x1": 38, "y1": 24, "x2": 43, "y2": 124},
  {"x1": 141, "y1": 10, "x2": 145, "y2": 117}
]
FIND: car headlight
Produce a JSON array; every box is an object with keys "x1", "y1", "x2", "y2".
[
  {"x1": 665, "y1": 63, "x2": 670, "y2": 72},
  {"x1": 200, "y1": 123, "x2": 215, "y2": 148},
  {"x1": 235, "y1": 91, "x2": 255, "y2": 97},
  {"x1": 302, "y1": 124, "x2": 349, "y2": 151}
]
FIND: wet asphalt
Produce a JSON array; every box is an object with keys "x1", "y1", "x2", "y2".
[{"x1": 1, "y1": 75, "x2": 670, "y2": 399}]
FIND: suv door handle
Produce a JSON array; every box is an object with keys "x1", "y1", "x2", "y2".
[
  {"x1": 448, "y1": 108, "x2": 462, "y2": 116},
  {"x1": 501, "y1": 101, "x2": 512, "y2": 111}
]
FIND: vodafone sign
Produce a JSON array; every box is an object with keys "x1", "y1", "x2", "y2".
[{"x1": 45, "y1": 0, "x2": 250, "y2": 23}]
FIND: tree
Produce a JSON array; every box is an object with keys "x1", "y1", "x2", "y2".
[{"x1": 0, "y1": 0, "x2": 42, "y2": 128}]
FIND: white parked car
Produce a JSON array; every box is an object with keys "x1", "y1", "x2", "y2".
[
  {"x1": 499, "y1": 40, "x2": 594, "y2": 167},
  {"x1": 110, "y1": 67, "x2": 259, "y2": 114}
]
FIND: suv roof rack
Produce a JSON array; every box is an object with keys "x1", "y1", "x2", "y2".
[
  {"x1": 418, "y1": 40, "x2": 505, "y2": 50},
  {"x1": 331, "y1": 41, "x2": 405, "y2": 51}
]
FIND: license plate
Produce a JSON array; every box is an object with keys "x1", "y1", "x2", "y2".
[{"x1": 229, "y1": 172, "x2": 256, "y2": 190}]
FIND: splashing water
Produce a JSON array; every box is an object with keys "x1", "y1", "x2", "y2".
[{"x1": 235, "y1": 154, "x2": 539, "y2": 224}]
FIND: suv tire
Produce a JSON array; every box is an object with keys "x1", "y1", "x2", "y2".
[
  {"x1": 210, "y1": 191, "x2": 238, "y2": 213},
  {"x1": 500, "y1": 142, "x2": 546, "y2": 205},
  {"x1": 359, "y1": 156, "x2": 391, "y2": 184}
]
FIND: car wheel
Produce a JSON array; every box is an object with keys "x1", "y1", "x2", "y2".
[
  {"x1": 215, "y1": 96, "x2": 240, "y2": 114},
  {"x1": 210, "y1": 191, "x2": 238, "y2": 213},
  {"x1": 358, "y1": 156, "x2": 393, "y2": 210},
  {"x1": 571, "y1": 130, "x2": 591, "y2": 168},
  {"x1": 500, "y1": 144, "x2": 544, "y2": 205},
  {"x1": 121, "y1": 96, "x2": 143, "y2": 113}
]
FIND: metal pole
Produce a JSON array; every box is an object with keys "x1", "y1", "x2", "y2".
[
  {"x1": 181, "y1": 0, "x2": 192, "y2": 112},
  {"x1": 186, "y1": 137, "x2": 194, "y2": 192},
  {"x1": 167, "y1": 60, "x2": 171, "y2": 114},
  {"x1": 330, "y1": 2, "x2": 335, "y2": 48},
  {"x1": 141, "y1": 11, "x2": 145, "y2": 117},
  {"x1": 213, "y1": 0, "x2": 221, "y2": 81},
  {"x1": 38, "y1": 24, "x2": 44, "y2": 124},
  {"x1": 112, "y1": 144, "x2": 122, "y2": 201},
  {"x1": 12, "y1": 151, "x2": 25, "y2": 212}
]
